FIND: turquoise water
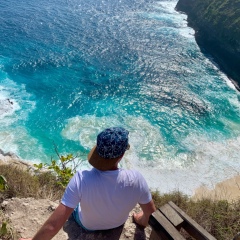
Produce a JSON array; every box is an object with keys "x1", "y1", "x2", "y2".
[{"x1": 1, "y1": 0, "x2": 240, "y2": 194}]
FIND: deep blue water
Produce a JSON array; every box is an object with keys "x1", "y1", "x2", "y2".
[{"x1": 1, "y1": 0, "x2": 240, "y2": 194}]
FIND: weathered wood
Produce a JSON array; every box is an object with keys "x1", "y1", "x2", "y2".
[
  {"x1": 149, "y1": 209, "x2": 185, "y2": 240},
  {"x1": 149, "y1": 228, "x2": 165, "y2": 240},
  {"x1": 159, "y1": 204, "x2": 184, "y2": 230},
  {"x1": 168, "y1": 201, "x2": 217, "y2": 240}
]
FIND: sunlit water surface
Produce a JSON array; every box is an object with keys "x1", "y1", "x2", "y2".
[{"x1": 0, "y1": 0, "x2": 240, "y2": 194}]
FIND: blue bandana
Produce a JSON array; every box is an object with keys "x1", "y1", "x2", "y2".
[{"x1": 96, "y1": 127, "x2": 129, "y2": 159}]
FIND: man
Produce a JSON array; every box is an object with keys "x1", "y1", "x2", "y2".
[{"x1": 20, "y1": 127, "x2": 156, "y2": 240}]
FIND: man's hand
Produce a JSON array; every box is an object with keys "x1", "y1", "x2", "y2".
[
  {"x1": 133, "y1": 200, "x2": 156, "y2": 228},
  {"x1": 19, "y1": 238, "x2": 32, "y2": 240},
  {"x1": 133, "y1": 211, "x2": 146, "y2": 228}
]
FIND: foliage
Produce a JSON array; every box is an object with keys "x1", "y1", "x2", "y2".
[
  {"x1": 0, "y1": 175, "x2": 8, "y2": 191},
  {"x1": 177, "y1": 0, "x2": 240, "y2": 45},
  {"x1": 0, "y1": 165, "x2": 65, "y2": 201},
  {"x1": 34, "y1": 153, "x2": 82, "y2": 188},
  {"x1": 0, "y1": 210, "x2": 19, "y2": 240}
]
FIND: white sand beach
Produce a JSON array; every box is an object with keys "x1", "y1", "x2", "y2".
[{"x1": 192, "y1": 174, "x2": 240, "y2": 202}]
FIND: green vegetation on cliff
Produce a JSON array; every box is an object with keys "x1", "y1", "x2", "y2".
[
  {"x1": 177, "y1": 0, "x2": 240, "y2": 45},
  {"x1": 176, "y1": 0, "x2": 240, "y2": 88}
]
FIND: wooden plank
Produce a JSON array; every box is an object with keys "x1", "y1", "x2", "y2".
[
  {"x1": 149, "y1": 209, "x2": 186, "y2": 240},
  {"x1": 168, "y1": 201, "x2": 217, "y2": 240},
  {"x1": 149, "y1": 228, "x2": 175, "y2": 240},
  {"x1": 149, "y1": 228, "x2": 166, "y2": 240},
  {"x1": 159, "y1": 204, "x2": 184, "y2": 229}
]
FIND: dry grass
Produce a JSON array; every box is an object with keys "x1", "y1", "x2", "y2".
[
  {"x1": 152, "y1": 190, "x2": 240, "y2": 240},
  {"x1": 0, "y1": 164, "x2": 64, "y2": 202},
  {"x1": 0, "y1": 210, "x2": 19, "y2": 240},
  {"x1": 0, "y1": 164, "x2": 65, "y2": 240}
]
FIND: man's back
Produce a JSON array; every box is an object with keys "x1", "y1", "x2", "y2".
[
  {"x1": 19, "y1": 127, "x2": 156, "y2": 239},
  {"x1": 62, "y1": 168, "x2": 151, "y2": 230}
]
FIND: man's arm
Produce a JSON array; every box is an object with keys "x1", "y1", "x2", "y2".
[
  {"x1": 133, "y1": 200, "x2": 156, "y2": 228},
  {"x1": 19, "y1": 203, "x2": 74, "y2": 240}
]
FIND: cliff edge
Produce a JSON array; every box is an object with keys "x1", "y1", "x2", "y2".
[
  {"x1": 176, "y1": 0, "x2": 240, "y2": 90},
  {"x1": 1, "y1": 198, "x2": 150, "y2": 240}
]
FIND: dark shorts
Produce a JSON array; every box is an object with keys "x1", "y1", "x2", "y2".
[{"x1": 72, "y1": 204, "x2": 95, "y2": 232}]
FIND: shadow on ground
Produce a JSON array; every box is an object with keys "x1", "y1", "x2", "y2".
[{"x1": 63, "y1": 215, "x2": 148, "y2": 240}]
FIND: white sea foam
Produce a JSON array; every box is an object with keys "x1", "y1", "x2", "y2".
[
  {"x1": 155, "y1": 1, "x2": 178, "y2": 14},
  {"x1": 0, "y1": 126, "x2": 47, "y2": 163},
  {"x1": 220, "y1": 71, "x2": 239, "y2": 91},
  {"x1": 0, "y1": 73, "x2": 39, "y2": 159},
  {"x1": 0, "y1": 87, "x2": 20, "y2": 120},
  {"x1": 128, "y1": 132, "x2": 240, "y2": 195},
  {"x1": 202, "y1": 53, "x2": 239, "y2": 92},
  {"x1": 0, "y1": 131, "x2": 18, "y2": 154},
  {"x1": 0, "y1": 77, "x2": 36, "y2": 124},
  {"x1": 62, "y1": 114, "x2": 240, "y2": 195},
  {"x1": 178, "y1": 26, "x2": 195, "y2": 39},
  {"x1": 150, "y1": 1, "x2": 195, "y2": 39}
]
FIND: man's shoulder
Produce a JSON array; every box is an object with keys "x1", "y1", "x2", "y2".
[
  {"x1": 75, "y1": 168, "x2": 96, "y2": 178},
  {"x1": 121, "y1": 168, "x2": 139, "y2": 173},
  {"x1": 120, "y1": 168, "x2": 145, "y2": 179},
  {"x1": 76, "y1": 168, "x2": 95, "y2": 174}
]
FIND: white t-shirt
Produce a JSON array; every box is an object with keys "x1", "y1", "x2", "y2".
[{"x1": 61, "y1": 168, "x2": 152, "y2": 230}]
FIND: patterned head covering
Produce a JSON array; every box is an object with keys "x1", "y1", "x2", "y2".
[{"x1": 88, "y1": 127, "x2": 129, "y2": 171}]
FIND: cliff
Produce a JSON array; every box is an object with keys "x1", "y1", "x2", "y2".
[
  {"x1": 1, "y1": 198, "x2": 149, "y2": 240},
  {"x1": 175, "y1": 0, "x2": 240, "y2": 90}
]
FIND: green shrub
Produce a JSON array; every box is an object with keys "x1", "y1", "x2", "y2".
[
  {"x1": 34, "y1": 153, "x2": 82, "y2": 188},
  {"x1": 0, "y1": 175, "x2": 8, "y2": 191},
  {"x1": 0, "y1": 210, "x2": 19, "y2": 240}
]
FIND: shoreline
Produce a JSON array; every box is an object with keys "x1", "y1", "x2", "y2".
[
  {"x1": 175, "y1": 0, "x2": 240, "y2": 93},
  {"x1": 229, "y1": 78, "x2": 240, "y2": 92},
  {"x1": 0, "y1": 149, "x2": 36, "y2": 172},
  {"x1": 192, "y1": 174, "x2": 240, "y2": 202}
]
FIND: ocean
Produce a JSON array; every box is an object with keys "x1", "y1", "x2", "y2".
[{"x1": 0, "y1": 0, "x2": 240, "y2": 195}]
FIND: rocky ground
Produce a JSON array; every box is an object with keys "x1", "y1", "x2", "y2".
[{"x1": 1, "y1": 198, "x2": 151, "y2": 240}]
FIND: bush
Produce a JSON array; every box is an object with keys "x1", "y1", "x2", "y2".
[
  {"x1": 0, "y1": 210, "x2": 19, "y2": 240},
  {"x1": 34, "y1": 153, "x2": 82, "y2": 188},
  {"x1": 0, "y1": 164, "x2": 64, "y2": 201}
]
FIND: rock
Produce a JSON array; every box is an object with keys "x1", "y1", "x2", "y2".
[
  {"x1": 175, "y1": 0, "x2": 240, "y2": 90},
  {"x1": 1, "y1": 200, "x2": 9, "y2": 208},
  {"x1": 0, "y1": 150, "x2": 38, "y2": 174}
]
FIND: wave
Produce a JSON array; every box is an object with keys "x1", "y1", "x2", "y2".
[{"x1": 61, "y1": 114, "x2": 240, "y2": 194}]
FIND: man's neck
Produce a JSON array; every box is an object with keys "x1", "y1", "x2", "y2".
[{"x1": 109, "y1": 166, "x2": 118, "y2": 171}]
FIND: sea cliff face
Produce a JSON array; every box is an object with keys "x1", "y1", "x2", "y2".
[{"x1": 176, "y1": 0, "x2": 240, "y2": 90}]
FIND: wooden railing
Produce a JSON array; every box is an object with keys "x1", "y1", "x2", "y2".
[{"x1": 149, "y1": 201, "x2": 217, "y2": 240}]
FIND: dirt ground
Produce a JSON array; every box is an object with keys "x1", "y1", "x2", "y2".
[{"x1": 1, "y1": 197, "x2": 152, "y2": 240}]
